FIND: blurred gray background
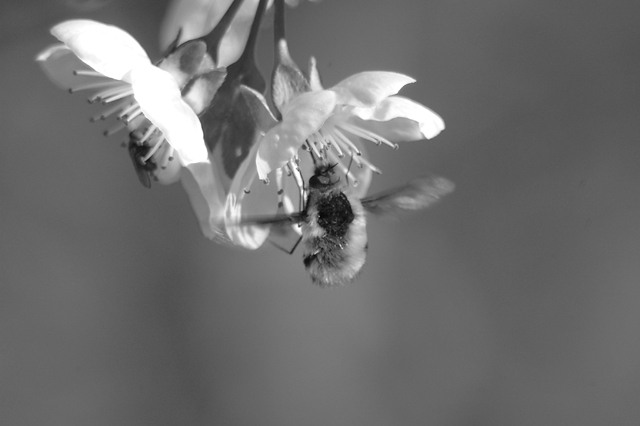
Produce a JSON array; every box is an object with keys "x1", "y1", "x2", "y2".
[{"x1": 2, "y1": 0, "x2": 640, "y2": 424}]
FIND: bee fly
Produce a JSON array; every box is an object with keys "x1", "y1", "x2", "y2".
[{"x1": 240, "y1": 163, "x2": 454, "y2": 287}]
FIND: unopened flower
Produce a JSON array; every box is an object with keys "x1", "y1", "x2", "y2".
[
  {"x1": 37, "y1": 19, "x2": 225, "y2": 187},
  {"x1": 160, "y1": 0, "x2": 320, "y2": 67}
]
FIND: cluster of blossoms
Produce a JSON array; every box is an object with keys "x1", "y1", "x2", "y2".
[{"x1": 37, "y1": 0, "x2": 445, "y2": 250}]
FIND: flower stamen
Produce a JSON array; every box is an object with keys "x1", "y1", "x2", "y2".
[
  {"x1": 88, "y1": 85, "x2": 131, "y2": 103},
  {"x1": 339, "y1": 122, "x2": 395, "y2": 149},
  {"x1": 101, "y1": 88, "x2": 134, "y2": 104},
  {"x1": 94, "y1": 99, "x2": 134, "y2": 121},
  {"x1": 139, "y1": 125, "x2": 158, "y2": 145},
  {"x1": 117, "y1": 103, "x2": 140, "y2": 120},
  {"x1": 354, "y1": 152, "x2": 382, "y2": 174},
  {"x1": 121, "y1": 106, "x2": 143, "y2": 123},
  {"x1": 141, "y1": 138, "x2": 166, "y2": 163},
  {"x1": 69, "y1": 80, "x2": 122, "y2": 93},
  {"x1": 329, "y1": 127, "x2": 362, "y2": 156},
  {"x1": 73, "y1": 69, "x2": 104, "y2": 77},
  {"x1": 103, "y1": 121, "x2": 127, "y2": 136},
  {"x1": 322, "y1": 132, "x2": 345, "y2": 158}
]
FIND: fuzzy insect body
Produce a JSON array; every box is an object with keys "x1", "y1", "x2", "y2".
[
  {"x1": 234, "y1": 164, "x2": 454, "y2": 287},
  {"x1": 301, "y1": 167, "x2": 368, "y2": 286}
]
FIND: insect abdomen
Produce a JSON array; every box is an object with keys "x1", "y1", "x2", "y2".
[{"x1": 303, "y1": 191, "x2": 367, "y2": 287}]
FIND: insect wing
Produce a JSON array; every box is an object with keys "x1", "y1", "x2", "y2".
[
  {"x1": 361, "y1": 176, "x2": 454, "y2": 215},
  {"x1": 232, "y1": 212, "x2": 304, "y2": 226}
]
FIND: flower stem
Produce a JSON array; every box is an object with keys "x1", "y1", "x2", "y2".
[
  {"x1": 240, "y1": 0, "x2": 269, "y2": 62},
  {"x1": 201, "y1": 0, "x2": 246, "y2": 63},
  {"x1": 274, "y1": 0, "x2": 285, "y2": 46},
  {"x1": 273, "y1": 0, "x2": 289, "y2": 65}
]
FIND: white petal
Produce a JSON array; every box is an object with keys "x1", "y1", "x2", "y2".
[
  {"x1": 350, "y1": 96, "x2": 445, "y2": 140},
  {"x1": 51, "y1": 19, "x2": 150, "y2": 81},
  {"x1": 224, "y1": 141, "x2": 279, "y2": 249},
  {"x1": 181, "y1": 159, "x2": 227, "y2": 240},
  {"x1": 330, "y1": 71, "x2": 415, "y2": 108},
  {"x1": 256, "y1": 90, "x2": 337, "y2": 179},
  {"x1": 130, "y1": 63, "x2": 208, "y2": 166},
  {"x1": 36, "y1": 44, "x2": 94, "y2": 89}
]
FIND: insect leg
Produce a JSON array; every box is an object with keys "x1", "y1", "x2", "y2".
[{"x1": 327, "y1": 150, "x2": 359, "y2": 188}]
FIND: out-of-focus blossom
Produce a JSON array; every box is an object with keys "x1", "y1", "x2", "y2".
[
  {"x1": 37, "y1": 19, "x2": 225, "y2": 187},
  {"x1": 160, "y1": 0, "x2": 320, "y2": 67}
]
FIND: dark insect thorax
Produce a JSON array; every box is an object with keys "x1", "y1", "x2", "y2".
[{"x1": 315, "y1": 191, "x2": 354, "y2": 238}]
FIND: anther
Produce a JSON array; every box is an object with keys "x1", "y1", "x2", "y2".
[{"x1": 243, "y1": 189, "x2": 251, "y2": 194}]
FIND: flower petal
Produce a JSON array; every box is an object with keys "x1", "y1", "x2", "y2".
[
  {"x1": 51, "y1": 19, "x2": 150, "y2": 81},
  {"x1": 329, "y1": 71, "x2": 415, "y2": 108},
  {"x1": 224, "y1": 141, "x2": 280, "y2": 249},
  {"x1": 36, "y1": 44, "x2": 95, "y2": 89},
  {"x1": 256, "y1": 90, "x2": 337, "y2": 179},
  {"x1": 130, "y1": 63, "x2": 209, "y2": 166},
  {"x1": 349, "y1": 96, "x2": 445, "y2": 141},
  {"x1": 181, "y1": 159, "x2": 227, "y2": 240}
]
